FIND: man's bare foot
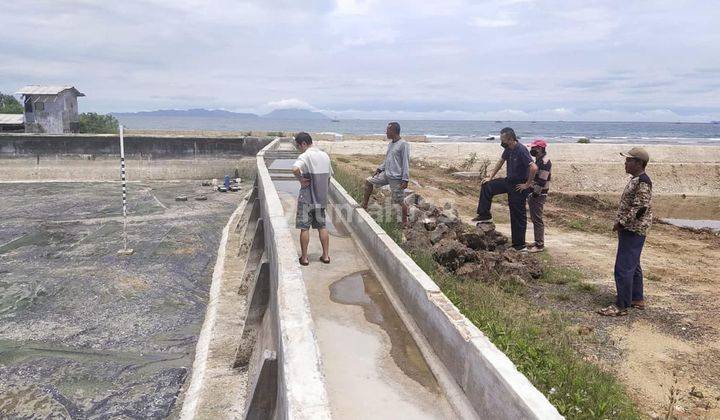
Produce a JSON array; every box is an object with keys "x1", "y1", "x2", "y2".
[
  {"x1": 298, "y1": 256, "x2": 309, "y2": 266},
  {"x1": 319, "y1": 256, "x2": 330, "y2": 264}
]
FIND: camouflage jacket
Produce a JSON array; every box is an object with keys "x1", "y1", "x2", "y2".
[{"x1": 616, "y1": 173, "x2": 653, "y2": 236}]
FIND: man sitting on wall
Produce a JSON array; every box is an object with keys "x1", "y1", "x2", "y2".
[{"x1": 361, "y1": 121, "x2": 410, "y2": 226}]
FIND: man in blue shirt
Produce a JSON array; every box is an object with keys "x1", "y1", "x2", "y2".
[{"x1": 473, "y1": 127, "x2": 538, "y2": 251}]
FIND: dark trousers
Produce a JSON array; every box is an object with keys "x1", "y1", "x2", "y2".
[
  {"x1": 528, "y1": 194, "x2": 546, "y2": 246},
  {"x1": 614, "y1": 229, "x2": 646, "y2": 309},
  {"x1": 476, "y1": 178, "x2": 529, "y2": 249}
]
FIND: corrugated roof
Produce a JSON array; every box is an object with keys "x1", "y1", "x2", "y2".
[
  {"x1": 0, "y1": 114, "x2": 24, "y2": 124},
  {"x1": 16, "y1": 85, "x2": 85, "y2": 97}
]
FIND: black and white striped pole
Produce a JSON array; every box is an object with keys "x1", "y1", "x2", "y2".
[{"x1": 118, "y1": 124, "x2": 134, "y2": 255}]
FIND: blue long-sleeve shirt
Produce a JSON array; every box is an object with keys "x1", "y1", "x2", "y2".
[{"x1": 377, "y1": 139, "x2": 410, "y2": 181}]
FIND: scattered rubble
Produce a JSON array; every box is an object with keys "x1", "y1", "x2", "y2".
[
  {"x1": 401, "y1": 192, "x2": 543, "y2": 283},
  {"x1": 175, "y1": 195, "x2": 188, "y2": 201}
]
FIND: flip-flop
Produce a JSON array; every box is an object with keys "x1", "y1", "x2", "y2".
[
  {"x1": 597, "y1": 305, "x2": 628, "y2": 317},
  {"x1": 631, "y1": 301, "x2": 645, "y2": 310},
  {"x1": 298, "y1": 257, "x2": 309, "y2": 266},
  {"x1": 319, "y1": 257, "x2": 331, "y2": 264}
]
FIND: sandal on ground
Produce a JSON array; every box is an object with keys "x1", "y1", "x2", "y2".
[
  {"x1": 319, "y1": 256, "x2": 331, "y2": 264},
  {"x1": 298, "y1": 257, "x2": 309, "y2": 266},
  {"x1": 631, "y1": 300, "x2": 645, "y2": 310},
  {"x1": 597, "y1": 305, "x2": 628, "y2": 317},
  {"x1": 528, "y1": 245, "x2": 545, "y2": 253}
]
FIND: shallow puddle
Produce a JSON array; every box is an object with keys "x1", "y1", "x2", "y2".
[
  {"x1": 267, "y1": 159, "x2": 296, "y2": 171},
  {"x1": 662, "y1": 218, "x2": 720, "y2": 231},
  {"x1": 329, "y1": 270, "x2": 438, "y2": 391}
]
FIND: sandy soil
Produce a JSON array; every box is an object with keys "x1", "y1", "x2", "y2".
[
  {"x1": 125, "y1": 129, "x2": 429, "y2": 142},
  {"x1": 322, "y1": 141, "x2": 720, "y2": 195},
  {"x1": 334, "y1": 153, "x2": 720, "y2": 418}
]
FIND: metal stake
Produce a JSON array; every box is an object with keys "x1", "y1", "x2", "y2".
[{"x1": 118, "y1": 124, "x2": 134, "y2": 255}]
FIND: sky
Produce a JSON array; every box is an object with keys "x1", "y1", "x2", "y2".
[{"x1": 1, "y1": 0, "x2": 719, "y2": 122}]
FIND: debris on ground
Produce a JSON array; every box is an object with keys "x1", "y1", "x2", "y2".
[
  {"x1": 400, "y1": 192, "x2": 543, "y2": 282},
  {"x1": 175, "y1": 195, "x2": 188, "y2": 201}
]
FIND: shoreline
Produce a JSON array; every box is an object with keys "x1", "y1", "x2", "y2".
[{"x1": 119, "y1": 129, "x2": 720, "y2": 146}]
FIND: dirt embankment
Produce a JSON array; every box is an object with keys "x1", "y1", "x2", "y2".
[
  {"x1": 335, "y1": 154, "x2": 720, "y2": 419},
  {"x1": 322, "y1": 141, "x2": 720, "y2": 196}
]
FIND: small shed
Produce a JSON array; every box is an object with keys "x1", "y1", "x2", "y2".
[
  {"x1": 0, "y1": 114, "x2": 25, "y2": 132},
  {"x1": 16, "y1": 85, "x2": 85, "y2": 134}
]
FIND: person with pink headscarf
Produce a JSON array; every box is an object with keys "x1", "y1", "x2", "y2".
[{"x1": 526, "y1": 139, "x2": 552, "y2": 253}]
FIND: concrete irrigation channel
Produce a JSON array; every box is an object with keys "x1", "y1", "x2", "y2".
[
  {"x1": 1, "y1": 134, "x2": 561, "y2": 418},
  {"x1": 182, "y1": 139, "x2": 562, "y2": 419}
]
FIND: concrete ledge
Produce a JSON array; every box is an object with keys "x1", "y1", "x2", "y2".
[
  {"x1": 255, "y1": 140, "x2": 332, "y2": 419},
  {"x1": 179, "y1": 191, "x2": 250, "y2": 419},
  {"x1": 0, "y1": 134, "x2": 271, "y2": 157},
  {"x1": 329, "y1": 178, "x2": 563, "y2": 419}
]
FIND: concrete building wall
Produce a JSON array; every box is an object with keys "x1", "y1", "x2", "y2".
[{"x1": 23, "y1": 91, "x2": 79, "y2": 134}]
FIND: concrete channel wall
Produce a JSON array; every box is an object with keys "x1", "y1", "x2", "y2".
[
  {"x1": 250, "y1": 141, "x2": 332, "y2": 419},
  {"x1": 327, "y1": 179, "x2": 563, "y2": 419},
  {"x1": 0, "y1": 134, "x2": 271, "y2": 181},
  {"x1": 0, "y1": 133, "x2": 270, "y2": 157}
]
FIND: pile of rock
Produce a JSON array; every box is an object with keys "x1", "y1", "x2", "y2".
[{"x1": 402, "y1": 193, "x2": 543, "y2": 283}]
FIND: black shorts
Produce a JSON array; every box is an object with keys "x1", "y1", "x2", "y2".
[{"x1": 296, "y1": 203, "x2": 327, "y2": 230}]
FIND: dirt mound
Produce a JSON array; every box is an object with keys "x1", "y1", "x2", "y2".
[{"x1": 402, "y1": 193, "x2": 543, "y2": 282}]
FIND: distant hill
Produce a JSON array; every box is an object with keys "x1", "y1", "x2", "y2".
[
  {"x1": 262, "y1": 108, "x2": 330, "y2": 120},
  {"x1": 113, "y1": 108, "x2": 258, "y2": 118}
]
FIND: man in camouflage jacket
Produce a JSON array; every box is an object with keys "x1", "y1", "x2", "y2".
[{"x1": 599, "y1": 147, "x2": 653, "y2": 317}]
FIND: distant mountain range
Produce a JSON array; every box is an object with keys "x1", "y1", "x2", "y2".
[{"x1": 113, "y1": 108, "x2": 330, "y2": 120}]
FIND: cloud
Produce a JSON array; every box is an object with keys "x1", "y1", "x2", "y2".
[
  {"x1": 0, "y1": 0, "x2": 718, "y2": 122},
  {"x1": 333, "y1": 0, "x2": 375, "y2": 16},
  {"x1": 471, "y1": 17, "x2": 517, "y2": 28},
  {"x1": 265, "y1": 98, "x2": 315, "y2": 111}
]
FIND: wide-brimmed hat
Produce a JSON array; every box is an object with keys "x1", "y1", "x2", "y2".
[{"x1": 620, "y1": 147, "x2": 649, "y2": 162}]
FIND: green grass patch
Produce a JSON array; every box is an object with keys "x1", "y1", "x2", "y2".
[
  {"x1": 553, "y1": 292, "x2": 572, "y2": 302},
  {"x1": 573, "y1": 282, "x2": 599, "y2": 293},
  {"x1": 332, "y1": 160, "x2": 366, "y2": 203},
  {"x1": 412, "y1": 251, "x2": 639, "y2": 419},
  {"x1": 333, "y1": 161, "x2": 640, "y2": 419},
  {"x1": 539, "y1": 253, "x2": 584, "y2": 285},
  {"x1": 266, "y1": 131, "x2": 285, "y2": 137},
  {"x1": 567, "y1": 218, "x2": 589, "y2": 231},
  {"x1": 646, "y1": 272, "x2": 662, "y2": 282}
]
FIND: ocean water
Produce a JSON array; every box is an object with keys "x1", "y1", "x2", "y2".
[{"x1": 115, "y1": 115, "x2": 720, "y2": 145}]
